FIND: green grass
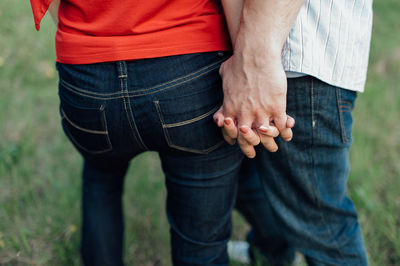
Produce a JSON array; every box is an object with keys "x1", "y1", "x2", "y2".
[{"x1": 1, "y1": 0, "x2": 399, "y2": 265}]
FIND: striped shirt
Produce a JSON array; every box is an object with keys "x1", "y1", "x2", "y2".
[{"x1": 283, "y1": 0, "x2": 373, "y2": 92}]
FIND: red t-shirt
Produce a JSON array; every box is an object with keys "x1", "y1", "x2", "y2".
[{"x1": 30, "y1": 0, "x2": 231, "y2": 64}]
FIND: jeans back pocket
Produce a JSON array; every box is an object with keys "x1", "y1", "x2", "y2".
[
  {"x1": 154, "y1": 85, "x2": 224, "y2": 154},
  {"x1": 60, "y1": 99, "x2": 112, "y2": 155}
]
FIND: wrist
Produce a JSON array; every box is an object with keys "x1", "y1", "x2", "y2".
[
  {"x1": 234, "y1": 32, "x2": 282, "y2": 65},
  {"x1": 233, "y1": 46, "x2": 282, "y2": 70}
]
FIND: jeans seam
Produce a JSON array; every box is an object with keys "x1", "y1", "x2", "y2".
[
  {"x1": 310, "y1": 78, "x2": 319, "y2": 205},
  {"x1": 100, "y1": 105, "x2": 114, "y2": 152},
  {"x1": 118, "y1": 61, "x2": 149, "y2": 151},
  {"x1": 311, "y1": 78, "x2": 316, "y2": 130},
  {"x1": 59, "y1": 59, "x2": 224, "y2": 101},
  {"x1": 336, "y1": 88, "x2": 349, "y2": 144},
  {"x1": 142, "y1": 57, "x2": 225, "y2": 93},
  {"x1": 311, "y1": 79, "x2": 346, "y2": 262},
  {"x1": 60, "y1": 81, "x2": 120, "y2": 100},
  {"x1": 131, "y1": 60, "x2": 223, "y2": 97},
  {"x1": 60, "y1": 79, "x2": 123, "y2": 97}
]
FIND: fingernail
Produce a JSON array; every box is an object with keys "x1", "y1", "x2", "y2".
[
  {"x1": 224, "y1": 118, "x2": 231, "y2": 125},
  {"x1": 239, "y1": 126, "x2": 249, "y2": 134},
  {"x1": 259, "y1": 125, "x2": 269, "y2": 133}
]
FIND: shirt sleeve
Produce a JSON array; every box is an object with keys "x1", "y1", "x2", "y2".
[{"x1": 30, "y1": 0, "x2": 53, "y2": 31}]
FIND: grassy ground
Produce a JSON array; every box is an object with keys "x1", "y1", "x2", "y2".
[{"x1": 1, "y1": 0, "x2": 399, "y2": 265}]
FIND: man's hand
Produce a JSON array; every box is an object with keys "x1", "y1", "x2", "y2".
[
  {"x1": 214, "y1": 52, "x2": 293, "y2": 158},
  {"x1": 216, "y1": 0, "x2": 303, "y2": 158}
]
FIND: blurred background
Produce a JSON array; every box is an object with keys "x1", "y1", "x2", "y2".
[{"x1": 0, "y1": 0, "x2": 399, "y2": 265}]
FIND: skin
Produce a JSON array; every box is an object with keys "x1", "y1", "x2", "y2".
[
  {"x1": 214, "y1": 0, "x2": 303, "y2": 158},
  {"x1": 48, "y1": 0, "x2": 60, "y2": 24}
]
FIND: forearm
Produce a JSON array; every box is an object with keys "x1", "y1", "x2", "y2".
[
  {"x1": 48, "y1": 0, "x2": 60, "y2": 25},
  {"x1": 221, "y1": 0, "x2": 244, "y2": 46},
  {"x1": 218, "y1": 0, "x2": 303, "y2": 152},
  {"x1": 235, "y1": 0, "x2": 303, "y2": 62}
]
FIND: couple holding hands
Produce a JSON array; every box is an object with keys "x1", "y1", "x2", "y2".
[{"x1": 30, "y1": 0, "x2": 372, "y2": 265}]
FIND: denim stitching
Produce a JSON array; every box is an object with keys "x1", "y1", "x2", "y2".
[
  {"x1": 154, "y1": 101, "x2": 224, "y2": 154},
  {"x1": 123, "y1": 93, "x2": 149, "y2": 151},
  {"x1": 138, "y1": 58, "x2": 225, "y2": 93},
  {"x1": 130, "y1": 63, "x2": 220, "y2": 97},
  {"x1": 154, "y1": 100, "x2": 174, "y2": 148},
  {"x1": 310, "y1": 78, "x2": 319, "y2": 204},
  {"x1": 61, "y1": 109, "x2": 108, "y2": 135},
  {"x1": 60, "y1": 107, "x2": 113, "y2": 154},
  {"x1": 118, "y1": 61, "x2": 149, "y2": 151},
  {"x1": 162, "y1": 105, "x2": 220, "y2": 128},
  {"x1": 60, "y1": 58, "x2": 224, "y2": 97},
  {"x1": 336, "y1": 88, "x2": 349, "y2": 143},
  {"x1": 168, "y1": 141, "x2": 225, "y2": 155},
  {"x1": 60, "y1": 79, "x2": 123, "y2": 97},
  {"x1": 59, "y1": 60, "x2": 223, "y2": 100},
  {"x1": 99, "y1": 105, "x2": 113, "y2": 150},
  {"x1": 62, "y1": 128, "x2": 112, "y2": 154}
]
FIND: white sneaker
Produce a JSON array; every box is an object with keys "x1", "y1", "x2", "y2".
[
  {"x1": 293, "y1": 252, "x2": 306, "y2": 266},
  {"x1": 227, "y1": 240, "x2": 251, "y2": 264}
]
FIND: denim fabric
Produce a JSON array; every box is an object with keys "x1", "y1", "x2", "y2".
[
  {"x1": 56, "y1": 51, "x2": 243, "y2": 266},
  {"x1": 236, "y1": 76, "x2": 368, "y2": 266}
]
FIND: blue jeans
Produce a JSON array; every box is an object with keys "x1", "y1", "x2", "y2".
[
  {"x1": 236, "y1": 76, "x2": 368, "y2": 266},
  {"x1": 56, "y1": 52, "x2": 243, "y2": 266}
]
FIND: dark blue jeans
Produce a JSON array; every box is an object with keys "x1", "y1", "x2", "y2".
[
  {"x1": 56, "y1": 52, "x2": 243, "y2": 266},
  {"x1": 236, "y1": 76, "x2": 368, "y2": 266}
]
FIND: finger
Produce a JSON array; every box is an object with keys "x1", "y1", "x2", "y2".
[
  {"x1": 237, "y1": 134, "x2": 256, "y2": 158},
  {"x1": 213, "y1": 107, "x2": 225, "y2": 127},
  {"x1": 255, "y1": 113, "x2": 279, "y2": 137},
  {"x1": 273, "y1": 113, "x2": 293, "y2": 141},
  {"x1": 221, "y1": 117, "x2": 237, "y2": 145},
  {"x1": 286, "y1": 115, "x2": 295, "y2": 128},
  {"x1": 236, "y1": 116, "x2": 259, "y2": 158},
  {"x1": 273, "y1": 113, "x2": 288, "y2": 132},
  {"x1": 280, "y1": 127, "x2": 293, "y2": 142},
  {"x1": 258, "y1": 125, "x2": 279, "y2": 138},
  {"x1": 223, "y1": 117, "x2": 238, "y2": 140},
  {"x1": 280, "y1": 115, "x2": 295, "y2": 142},
  {"x1": 280, "y1": 114, "x2": 294, "y2": 142},
  {"x1": 259, "y1": 134, "x2": 279, "y2": 152},
  {"x1": 256, "y1": 116, "x2": 279, "y2": 152},
  {"x1": 222, "y1": 127, "x2": 236, "y2": 145},
  {"x1": 239, "y1": 125, "x2": 260, "y2": 146}
]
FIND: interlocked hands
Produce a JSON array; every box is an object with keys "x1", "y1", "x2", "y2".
[{"x1": 213, "y1": 53, "x2": 295, "y2": 158}]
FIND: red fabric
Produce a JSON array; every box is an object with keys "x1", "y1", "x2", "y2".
[
  {"x1": 30, "y1": 0, "x2": 231, "y2": 64},
  {"x1": 30, "y1": 0, "x2": 53, "y2": 30}
]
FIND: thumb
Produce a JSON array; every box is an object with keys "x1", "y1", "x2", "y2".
[
  {"x1": 286, "y1": 115, "x2": 295, "y2": 128},
  {"x1": 273, "y1": 113, "x2": 288, "y2": 132},
  {"x1": 213, "y1": 107, "x2": 225, "y2": 127}
]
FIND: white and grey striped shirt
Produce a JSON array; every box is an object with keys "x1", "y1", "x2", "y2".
[{"x1": 283, "y1": 0, "x2": 373, "y2": 92}]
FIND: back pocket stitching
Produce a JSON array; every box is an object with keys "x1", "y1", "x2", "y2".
[
  {"x1": 162, "y1": 105, "x2": 220, "y2": 128},
  {"x1": 61, "y1": 105, "x2": 113, "y2": 154},
  {"x1": 154, "y1": 100, "x2": 224, "y2": 154},
  {"x1": 61, "y1": 109, "x2": 108, "y2": 135}
]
